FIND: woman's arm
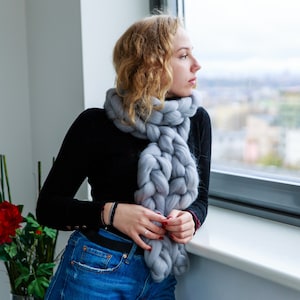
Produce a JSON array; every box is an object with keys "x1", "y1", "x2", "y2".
[
  {"x1": 36, "y1": 109, "x2": 103, "y2": 230},
  {"x1": 186, "y1": 107, "x2": 212, "y2": 226}
]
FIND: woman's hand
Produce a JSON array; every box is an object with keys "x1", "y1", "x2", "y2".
[
  {"x1": 107, "y1": 203, "x2": 167, "y2": 251},
  {"x1": 163, "y1": 209, "x2": 195, "y2": 244}
]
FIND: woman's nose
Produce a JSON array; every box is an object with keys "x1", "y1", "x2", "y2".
[{"x1": 192, "y1": 57, "x2": 201, "y2": 72}]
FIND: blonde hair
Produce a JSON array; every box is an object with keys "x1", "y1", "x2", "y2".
[{"x1": 113, "y1": 15, "x2": 182, "y2": 123}]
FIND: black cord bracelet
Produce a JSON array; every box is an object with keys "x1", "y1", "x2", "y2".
[{"x1": 109, "y1": 202, "x2": 119, "y2": 226}]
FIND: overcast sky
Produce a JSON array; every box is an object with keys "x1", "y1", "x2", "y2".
[{"x1": 184, "y1": 0, "x2": 300, "y2": 76}]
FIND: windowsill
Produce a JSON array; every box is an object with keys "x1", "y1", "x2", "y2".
[{"x1": 187, "y1": 205, "x2": 300, "y2": 292}]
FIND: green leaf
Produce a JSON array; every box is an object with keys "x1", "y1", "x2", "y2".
[
  {"x1": 0, "y1": 246, "x2": 10, "y2": 261},
  {"x1": 36, "y1": 262, "x2": 56, "y2": 276},
  {"x1": 15, "y1": 265, "x2": 31, "y2": 288},
  {"x1": 4, "y1": 242, "x2": 17, "y2": 258},
  {"x1": 28, "y1": 276, "x2": 50, "y2": 298},
  {"x1": 43, "y1": 226, "x2": 57, "y2": 239},
  {"x1": 25, "y1": 215, "x2": 40, "y2": 228}
]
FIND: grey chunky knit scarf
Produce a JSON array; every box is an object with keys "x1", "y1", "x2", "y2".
[{"x1": 104, "y1": 88, "x2": 201, "y2": 282}]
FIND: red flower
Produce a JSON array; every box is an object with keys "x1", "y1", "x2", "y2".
[{"x1": 0, "y1": 201, "x2": 23, "y2": 244}]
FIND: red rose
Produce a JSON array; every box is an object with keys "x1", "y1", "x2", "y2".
[{"x1": 0, "y1": 201, "x2": 23, "y2": 244}]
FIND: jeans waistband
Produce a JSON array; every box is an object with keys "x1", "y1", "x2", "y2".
[{"x1": 81, "y1": 229, "x2": 144, "y2": 256}]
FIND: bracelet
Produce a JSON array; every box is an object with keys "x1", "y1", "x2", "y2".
[{"x1": 109, "y1": 202, "x2": 119, "y2": 226}]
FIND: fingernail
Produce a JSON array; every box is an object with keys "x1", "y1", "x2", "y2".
[
  {"x1": 147, "y1": 247, "x2": 152, "y2": 252},
  {"x1": 167, "y1": 216, "x2": 173, "y2": 219},
  {"x1": 159, "y1": 236, "x2": 164, "y2": 240}
]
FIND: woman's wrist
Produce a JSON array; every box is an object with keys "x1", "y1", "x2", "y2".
[
  {"x1": 102, "y1": 202, "x2": 113, "y2": 226},
  {"x1": 185, "y1": 209, "x2": 201, "y2": 233},
  {"x1": 102, "y1": 202, "x2": 119, "y2": 226}
]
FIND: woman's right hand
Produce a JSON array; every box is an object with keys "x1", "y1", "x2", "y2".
[{"x1": 104, "y1": 202, "x2": 167, "y2": 251}]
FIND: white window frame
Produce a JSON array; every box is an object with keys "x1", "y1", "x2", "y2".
[
  {"x1": 209, "y1": 168, "x2": 300, "y2": 227},
  {"x1": 150, "y1": 0, "x2": 184, "y2": 18},
  {"x1": 151, "y1": 0, "x2": 300, "y2": 227}
]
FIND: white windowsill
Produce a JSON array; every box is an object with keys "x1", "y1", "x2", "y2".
[{"x1": 186, "y1": 205, "x2": 300, "y2": 292}]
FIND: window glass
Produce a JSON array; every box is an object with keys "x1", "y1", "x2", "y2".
[{"x1": 185, "y1": 0, "x2": 300, "y2": 182}]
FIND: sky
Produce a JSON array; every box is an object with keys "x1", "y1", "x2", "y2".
[{"x1": 184, "y1": 0, "x2": 300, "y2": 76}]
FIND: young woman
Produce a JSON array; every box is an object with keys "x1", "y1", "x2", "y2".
[{"x1": 37, "y1": 14, "x2": 211, "y2": 300}]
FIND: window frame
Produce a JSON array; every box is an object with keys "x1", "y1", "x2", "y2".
[
  {"x1": 150, "y1": 0, "x2": 184, "y2": 17},
  {"x1": 209, "y1": 168, "x2": 300, "y2": 227},
  {"x1": 151, "y1": 0, "x2": 300, "y2": 227}
]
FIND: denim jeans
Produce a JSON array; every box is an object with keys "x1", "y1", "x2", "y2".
[{"x1": 45, "y1": 229, "x2": 177, "y2": 299}]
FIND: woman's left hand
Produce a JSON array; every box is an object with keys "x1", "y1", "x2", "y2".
[{"x1": 163, "y1": 209, "x2": 195, "y2": 244}]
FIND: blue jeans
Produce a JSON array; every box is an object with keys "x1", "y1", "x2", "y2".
[{"x1": 45, "y1": 229, "x2": 177, "y2": 299}]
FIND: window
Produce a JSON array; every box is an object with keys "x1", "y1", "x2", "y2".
[{"x1": 184, "y1": 0, "x2": 300, "y2": 226}]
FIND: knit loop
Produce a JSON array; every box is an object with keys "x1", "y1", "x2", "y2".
[{"x1": 104, "y1": 88, "x2": 201, "y2": 282}]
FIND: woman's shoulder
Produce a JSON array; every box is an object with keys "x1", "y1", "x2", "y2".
[
  {"x1": 78, "y1": 107, "x2": 106, "y2": 119},
  {"x1": 64, "y1": 108, "x2": 111, "y2": 139},
  {"x1": 192, "y1": 106, "x2": 211, "y2": 125},
  {"x1": 72, "y1": 107, "x2": 109, "y2": 127}
]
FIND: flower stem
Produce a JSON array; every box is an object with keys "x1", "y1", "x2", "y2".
[{"x1": 0, "y1": 154, "x2": 12, "y2": 203}]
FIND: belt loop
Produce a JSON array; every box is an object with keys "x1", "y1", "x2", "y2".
[{"x1": 124, "y1": 243, "x2": 138, "y2": 264}]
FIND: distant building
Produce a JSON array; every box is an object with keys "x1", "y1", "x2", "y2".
[
  {"x1": 244, "y1": 115, "x2": 280, "y2": 163},
  {"x1": 212, "y1": 129, "x2": 245, "y2": 162},
  {"x1": 284, "y1": 129, "x2": 300, "y2": 167}
]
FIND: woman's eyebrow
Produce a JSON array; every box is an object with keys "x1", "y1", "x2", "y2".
[{"x1": 175, "y1": 46, "x2": 193, "y2": 52}]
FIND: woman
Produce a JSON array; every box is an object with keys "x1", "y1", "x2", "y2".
[{"x1": 37, "y1": 14, "x2": 211, "y2": 300}]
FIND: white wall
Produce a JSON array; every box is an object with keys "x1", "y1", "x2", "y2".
[
  {"x1": 27, "y1": 0, "x2": 85, "y2": 178},
  {"x1": 81, "y1": 0, "x2": 149, "y2": 108},
  {"x1": 0, "y1": 1, "x2": 34, "y2": 296},
  {"x1": 0, "y1": 0, "x2": 34, "y2": 213},
  {"x1": 176, "y1": 255, "x2": 300, "y2": 300}
]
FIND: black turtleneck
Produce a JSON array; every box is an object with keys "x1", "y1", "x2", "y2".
[{"x1": 36, "y1": 106, "x2": 211, "y2": 234}]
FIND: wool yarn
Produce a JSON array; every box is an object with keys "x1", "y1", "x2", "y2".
[{"x1": 104, "y1": 88, "x2": 201, "y2": 282}]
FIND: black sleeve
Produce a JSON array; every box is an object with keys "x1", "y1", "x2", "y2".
[
  {"x1": 186, "y1": 107, "x2": 212, "y2": 227},
  {"x1": 36, "y1": 109, "x2": 103, "y2": 230}
]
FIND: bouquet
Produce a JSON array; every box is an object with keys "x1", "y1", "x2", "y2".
[{"x1": 0, "y1": 154, "x2": 58, "y2": 299}]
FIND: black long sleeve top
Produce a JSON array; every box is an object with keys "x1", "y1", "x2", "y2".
[{"x1": 36, "y1": 106, "x2": 211, "y2": 234}]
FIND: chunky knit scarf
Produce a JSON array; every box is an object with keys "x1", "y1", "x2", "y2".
[{"x1": 104, "y1": 88, "x2": 201, "y2": 282}]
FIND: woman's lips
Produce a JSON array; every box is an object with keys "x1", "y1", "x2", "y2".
[{"x1": 188, "y1": 78, "x2": 197, "y2": 86}]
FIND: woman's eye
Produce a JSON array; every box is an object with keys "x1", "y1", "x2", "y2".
[{"x1": 180, "y1": 54, "x2": 188, "y2": 60}]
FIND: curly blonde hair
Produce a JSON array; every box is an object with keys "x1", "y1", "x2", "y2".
[{"x1": 113, "y1": 15, "x2": 182, "y2": 124}]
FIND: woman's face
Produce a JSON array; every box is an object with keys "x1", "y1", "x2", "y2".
[{"x1": 167, "y1": 27, "x2": 201, "y2": 98}]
